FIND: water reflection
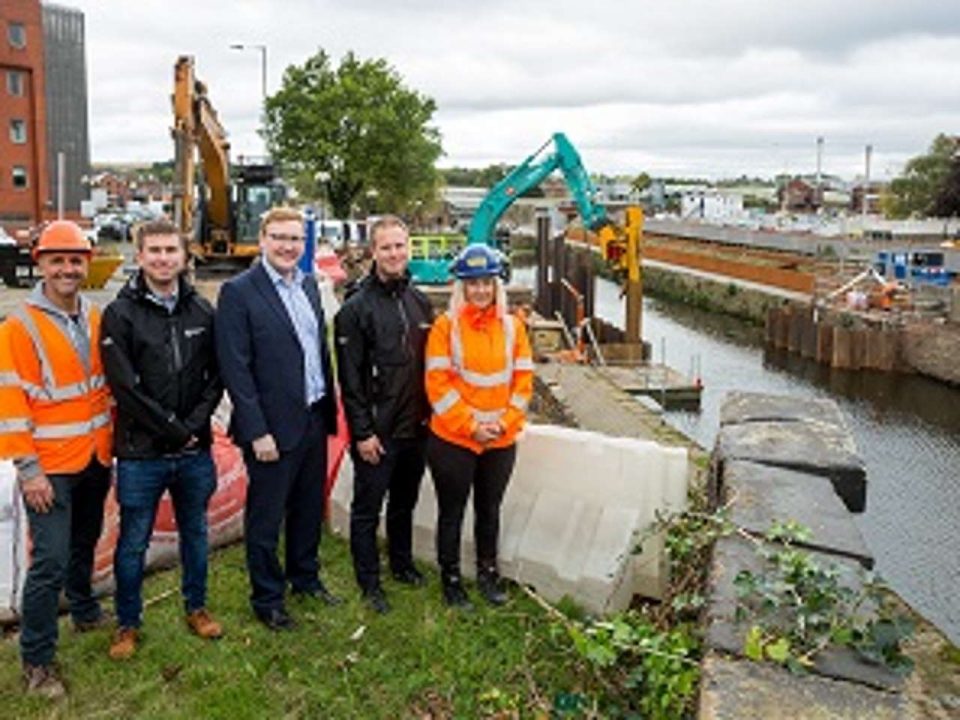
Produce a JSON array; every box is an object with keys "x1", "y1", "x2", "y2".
[{"x1": 763, "y1": 348, "x2": 960, "y2": 433}]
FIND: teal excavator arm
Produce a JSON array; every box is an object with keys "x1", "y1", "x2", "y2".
[{"x1": 466, "y1": 132, "x2": 610, "y2": 246}]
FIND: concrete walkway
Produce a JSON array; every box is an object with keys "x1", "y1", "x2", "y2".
[{"x1": 535, "y1": 362, "x2": 689, "y2": 446}]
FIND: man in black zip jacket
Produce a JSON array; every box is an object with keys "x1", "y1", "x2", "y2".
[
  {"x1": 334, "y1": 215, "x2": 433, "y2": 614},
  {"x1": 100, "y1": 220, "x2": 224, "y2": 659}
]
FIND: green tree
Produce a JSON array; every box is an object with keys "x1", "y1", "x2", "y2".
[
  {"x1": 931, "y1": 154, "x2": 960, "y2": 217},
  {"x1": 263, "y1": 50, "x2": 443, "y2": 218},
  {"x1": 631, "y1": 172, "x2": 652, "y2": 194},
  {"x1": 885, "y1": 134, "x2": 958, "y2": 218},
  {"x1": 438, "y1": 164, "x2": 511, "y2": 188}
]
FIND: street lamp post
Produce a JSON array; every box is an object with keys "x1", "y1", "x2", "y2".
[{"x1": 229, "y1": 43, "x2": 267, "y2": 102}]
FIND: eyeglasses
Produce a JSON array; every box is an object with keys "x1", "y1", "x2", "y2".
[{"x1": 266, "y1": 232, "x2": 305, "y2": 244}]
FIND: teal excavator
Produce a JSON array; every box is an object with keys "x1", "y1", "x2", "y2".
[{"x1": 410, "y1": 132, "x2": 635, "y2": 284}]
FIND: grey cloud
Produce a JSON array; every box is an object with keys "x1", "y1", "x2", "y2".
[{"x1": 66, "y1": 0, "x2": 960, "y2": 178}]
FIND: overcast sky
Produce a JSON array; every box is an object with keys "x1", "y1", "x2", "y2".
[{"x1": 67, "y1": 0, "x2": 960, "y2": 180}]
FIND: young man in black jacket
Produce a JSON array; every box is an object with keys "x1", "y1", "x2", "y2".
[
  {"x1": 334, "y1": 215, "x2": 433, "y2": 614},
  {"x1": 100, "y1": 220, "x2": 223, "y2": 659}
]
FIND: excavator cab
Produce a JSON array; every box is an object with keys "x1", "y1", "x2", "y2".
[{"x1": 234, "y1": 163, "x2": 285, "y2": 245}]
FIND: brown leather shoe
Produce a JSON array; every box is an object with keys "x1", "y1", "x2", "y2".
[
  {"x1": 108, "y1": 627, "x2": 138, "y2": 660},
  {"x1": 22, "y1": 663, "x2": 66, "y2": 699},
  {"x1": 185, "y1": 609, "x2": 223, "y2": 639}
]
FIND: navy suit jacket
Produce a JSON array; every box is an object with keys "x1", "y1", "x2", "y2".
[{"x1": 215, "y1": 263, "x2": 338, "y2": 451}]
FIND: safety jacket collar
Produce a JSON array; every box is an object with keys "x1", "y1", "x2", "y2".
[
  {"x1": 119, "y1": 270, "x2": 194, "y2": 311},
  {"x1": 369, "y1": 266, "x2": 412, "y2": 297},
  {"x1": 459, "y1": 302, "x2": 498, "y2": 329},
  {"x1": 25, "y1": 281, "x2": 94, "y2": 325}
]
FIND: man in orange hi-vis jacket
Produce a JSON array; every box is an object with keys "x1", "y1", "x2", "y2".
[
  {"x1": 424, "y1": 244, "x2": 533, "y2": 610},
  {"x1": 0, "y1": 221, "x2": 113, "y2": 699}
]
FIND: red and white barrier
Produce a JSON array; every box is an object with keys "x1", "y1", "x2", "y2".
[{"x1": 0, "y1": 406, "x2": 349, "y2": 623}]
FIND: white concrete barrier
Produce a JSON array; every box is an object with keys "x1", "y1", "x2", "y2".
[
  {"x1": 0, "y1": 460, "x2": 26, "y2": 622},
  {"x1": 330, "y1": 424, "x2": 689, "y2": 615}
]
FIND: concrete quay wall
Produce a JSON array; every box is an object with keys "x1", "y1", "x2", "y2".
[
  {"x1": 641, "y1": 262, "x2": 786, "y2": 325},
  {"x1": 766, "y1": 304, "x2": 960, "y2": 385},
  {"x1": 700, "y1": 392, "x2": 909, "y2": 719}
]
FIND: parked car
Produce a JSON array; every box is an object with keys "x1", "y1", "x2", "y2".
[{"x1": 95, "y1": 213, "x2": 129, "y2": 242}]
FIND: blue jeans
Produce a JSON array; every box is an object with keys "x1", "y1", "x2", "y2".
[
  {"x1": 20, "y1": 459, "x2": 110, "y2": 667},
  {"x1": 114, "y1": 450, "x2": 216, "y2": 629}
]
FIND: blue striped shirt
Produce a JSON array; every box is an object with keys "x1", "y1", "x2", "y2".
[{"x1": 262, "y1": 258, "x2": 327, "y2": 405}]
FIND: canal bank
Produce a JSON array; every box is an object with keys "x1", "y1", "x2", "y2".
[
  {"x1": 591, "y1": 276, "x2": 960, "y2": 646},
  {"x1": 635, "y1": 252, "x2": 960, "y2": 387}
]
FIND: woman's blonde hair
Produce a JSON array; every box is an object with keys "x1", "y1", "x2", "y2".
[{"x1": 448, "y1": 275, "x2": 508, "y2": 319}]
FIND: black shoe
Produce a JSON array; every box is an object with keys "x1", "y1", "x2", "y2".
[
  {"x1": 477, "y1": 572, "x2": 508, "y2": 606},
  {"x1": 362, "y1": 586, "x2": 391, "y2": 615},
  {"x1": 293, "y1": 581, "x2": 343, "y2": 606},
  {"x1": 391, "y1": 566, "x2": 426, "y2": 587},
  {"x1": 73, "y1": 610, "x2": 113, "y2": 633},
  {"x1": 256, "y1": 607, "x2": 296, "y2": 631},
  {"x1": 441, "y1": 577, "x2": 474, "y2": 611}
]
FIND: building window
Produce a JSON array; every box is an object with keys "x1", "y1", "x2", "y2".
[
  {"x1": 6, "y1": 70, "x2": 23, "y2": 96},
  {"x1": 12, "y1": 166, "x2": 28, "y2": 189},
  {"x1": 10, "y1": 119, "x2": 27, "y2": 144},
  {"x1": 8, "y1": 22, "x2": 26, "y2": 49}
]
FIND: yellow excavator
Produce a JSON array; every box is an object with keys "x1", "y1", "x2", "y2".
[{"x1": 171, "y1": 55, "x2": 284, "y2": 274}]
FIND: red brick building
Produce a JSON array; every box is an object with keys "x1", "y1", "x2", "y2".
[{"x1": 0, "y1": 0, "x2": 49, "y2": 232}]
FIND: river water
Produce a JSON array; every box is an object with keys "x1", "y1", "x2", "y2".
[{"x1": 518, "y1": 267, "x2": 960, "y2": 643}]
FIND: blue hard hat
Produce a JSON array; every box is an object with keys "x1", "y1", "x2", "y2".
[{"x1": 452, "y1": 244, "x2": 504, "y2": 280}]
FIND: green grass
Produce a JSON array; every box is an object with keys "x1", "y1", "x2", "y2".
[{"x1": 1, "y1": 535, "x2": 582, "y2": 719}]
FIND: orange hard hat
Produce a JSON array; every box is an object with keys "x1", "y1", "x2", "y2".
[{"x1": 32, "y1": 220, "x2": 92, "y2": 261}]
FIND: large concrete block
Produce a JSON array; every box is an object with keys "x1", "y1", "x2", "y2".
[
  {"x1": 715, "y1": 418, "x2": 866, "y2": 513},
  {"x1": 329, "y1": 425, "x2": 689, "y2": 614},
  {"x1": 719, "y1": 391, "x2": 847, "y2": 428},
  {"x1": 699, "y1": 653, "x2": 907, "y2": 720},
  {"x1": 705, "y1": 536, "x2": 904, "y2": 692},
  {"x1": 724, "y1": 460, "x2": 873, "y2": 568}
]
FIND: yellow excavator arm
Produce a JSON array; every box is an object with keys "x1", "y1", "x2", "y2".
[{"x1": 171, "y1": 56, "x2": 233, "y2": 257}]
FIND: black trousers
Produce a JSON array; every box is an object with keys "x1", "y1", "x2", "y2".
[
  {"x1": 427, "y1": 432, "x2": 516, "y2": 577},
  {"x1": 349, "y1": 436, "x2": 425, "y2": 591},
  {"x1": 242, "y1": 410, "x2": 326, "y2": 614}
]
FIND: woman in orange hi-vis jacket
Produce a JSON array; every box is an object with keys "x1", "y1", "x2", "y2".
[{"x1": 424, "y1": 244, "x2": 533, "y2": 609}]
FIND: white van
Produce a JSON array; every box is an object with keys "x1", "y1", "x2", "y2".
[{"x1": 317, "y1": 219, "x2": 368, "y2": 249}]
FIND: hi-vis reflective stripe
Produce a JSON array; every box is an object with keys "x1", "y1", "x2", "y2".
[
  {"x1": 449, "y1": 313, "x2": 517, "y2": 383},
  {"x1": 33, "y1": 410, "x2": 111, "y2": 440},
  {"x1": 0, "y1": 370, "x2": 21, "y2": 387},
  {"x1": 44, "y1": 376, "x2": 105, "y2": 401},
  {"x1": 510, "y1": 393, "x2": 529, "y2": 411},
  {"x1": 515, "y1": 357, "x2": 535, "y2": 371},
  {"x1": 10, "y1": 309, "x2": 105, "y2": 400},
  {"x1": 0, "y1": 417, "x2": 32, "y2": 433},
  {"x1": 17, "y1": 375, "x2": 105, "y2": 402},
  {"x1": 426, "y1": 356, "x2": 451, "y2": 371},
  {"x1": 459, "y1": 367, "x2": 512, "y2": 387},
  {"x1": 432, "y1": 389, "x2": 461, "y2": 415},
  {"x1": 473, "y1": 409, "x2": 504, "y2": 423},
  {"x1": 20, "y1": 380, "x2": 46, "y2": 400},
  {"x1": 12, "y1": 308, "x2": 56, "y2": 390}
]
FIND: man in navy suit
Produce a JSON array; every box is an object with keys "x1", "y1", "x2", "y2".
[{"x1": 215, "y1": 207, "x2": 340, "y2": 630}]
